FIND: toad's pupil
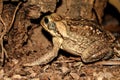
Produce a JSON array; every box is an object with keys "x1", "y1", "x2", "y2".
[{"x1": 44, "y1": 17, "x2": 49, "y2": 24}]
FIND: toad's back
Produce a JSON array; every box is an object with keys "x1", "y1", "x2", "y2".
[{"x1": 61, "y1": 19, "x2": 115, "y2": 62}]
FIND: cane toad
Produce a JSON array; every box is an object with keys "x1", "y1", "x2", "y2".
[{"x1": 24, "y1": 13, "x2": 119, "y2": 66}]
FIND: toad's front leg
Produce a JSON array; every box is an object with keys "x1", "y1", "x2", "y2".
[{"x1": 23, "y1": 37, "x2": 63, "y2": 66}]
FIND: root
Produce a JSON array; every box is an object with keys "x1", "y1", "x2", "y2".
[
  {"x1": 0, "y1": 2, "x2": 22, "y2": 65},
  {"x1": 95, "y1": 59, "x2": 120, "y2": 66}
]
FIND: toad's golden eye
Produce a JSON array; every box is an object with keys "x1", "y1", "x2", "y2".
[{"x1": 43, "y1": 16, "x2": 56, "y2": 31}]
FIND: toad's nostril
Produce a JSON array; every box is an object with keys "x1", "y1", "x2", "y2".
[{"x1": 44, "y1": 17, "x2": 49, "y2": 24}]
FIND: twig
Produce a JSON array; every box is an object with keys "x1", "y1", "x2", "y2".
[
  {"x1": 7, "y1": 2, "x2": 22, "y2": 33},
  {"x1": 95, "y1": 60, "x2": 120, "y2": 66},
  {"x1": 0, "y1": 0, "x2": 8, "y2": 64},
  {"x1": 0, "y1": 1, "x2": 22, "y2": 65}
]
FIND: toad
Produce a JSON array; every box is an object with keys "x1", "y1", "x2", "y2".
[{"x1": 24, "y1": 13, "x2": 120, "y2": 66}]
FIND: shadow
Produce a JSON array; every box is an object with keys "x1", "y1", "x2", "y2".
[
  {"x1": 103, "y1": 2, "x2": 120, "y2": 25},
  {"x1": 42, "y1": 29, "x2": 52, "y2": 43},
  {"x1": 56, "y1": 0, "x2": 62, "y2": 8},
  {"x1": 30, "y1": 11, "x2": 52, "y2": 24}
]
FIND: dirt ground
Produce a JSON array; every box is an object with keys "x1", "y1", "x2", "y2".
[{"x1": 0, "y1": 1, "x2": 120, "y2": 80}]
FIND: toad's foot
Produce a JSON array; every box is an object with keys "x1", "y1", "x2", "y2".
[{"x1": 23, "y1": 37, "x2": 63, "y2": 66}]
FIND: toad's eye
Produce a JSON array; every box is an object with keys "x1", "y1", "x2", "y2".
[
  {"x1": 48, "y1": 22, "x2": 56, "y2": 30},
  {"x1": 44, "y1": 17, "x2": 49, "y2": 24}
]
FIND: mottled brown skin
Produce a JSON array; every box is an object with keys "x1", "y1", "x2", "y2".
[{"x1": 24, "y1": 13, "x2": 118, "y2": 66}]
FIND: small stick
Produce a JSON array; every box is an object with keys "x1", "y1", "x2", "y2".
[
  {"x1": 0, "y1": 1, "x2": 22, "y2": 65},
  {"x1": 7, "y1": 2, "x2": 22, "y2": 33},
  {"x1": 95, "y1": 60, "x2": 120, "y2": 66}
]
